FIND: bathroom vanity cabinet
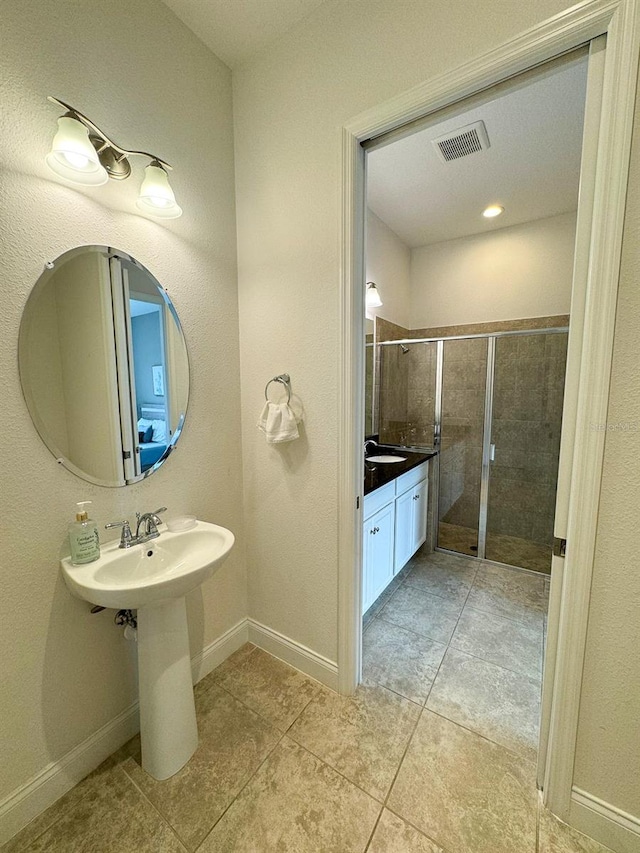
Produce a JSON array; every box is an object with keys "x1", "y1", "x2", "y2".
[{"x1": 362, "y1": 460, "x2": 429, "y2": 612}]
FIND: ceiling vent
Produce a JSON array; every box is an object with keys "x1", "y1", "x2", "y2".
[{"x1": 432, "y1": 120, "x2": 490, "y2": 163}]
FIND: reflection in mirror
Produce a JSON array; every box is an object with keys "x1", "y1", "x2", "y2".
[
  {"x1": 364, "y1": 317, "x2": 376, "y2": 437},
  {"x1": 19, "y1": 246, "x2": 189, "y2": 486}
]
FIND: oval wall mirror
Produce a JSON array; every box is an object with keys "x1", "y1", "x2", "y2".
[{"x1": 19, "y1": 246, "x2": 189, "y2": 486}]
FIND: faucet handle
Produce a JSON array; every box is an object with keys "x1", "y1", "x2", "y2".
[{"x1": 105, "y1": 520, "x2": 133, "y2": 549}]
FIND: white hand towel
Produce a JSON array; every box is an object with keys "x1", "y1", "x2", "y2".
[{"x1": 257, "y1": 402, "x2": 300, "y2": 443}]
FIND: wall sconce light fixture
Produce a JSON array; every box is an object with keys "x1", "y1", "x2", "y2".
[
  {"x1": 366, "y1": 281, "x2": 383, "y2": 309},
  {"x1": 46, "y1": 96, "x2": 182, "y2": 219}
]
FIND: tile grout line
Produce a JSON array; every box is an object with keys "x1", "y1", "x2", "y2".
[
  {"x1": 119, "y1": 766, "x2": 190, "y2": 852},
  {"x1": 383, "y1": 803, "x2": 458, "y2": 853},
  {"x1": 421, "y1": 705, "x2": 538, "y2": 769},
  {"x1": 193, "y1": 730, "x2": 288, "y2": 852},
  {"x1": 362, "y1": 807, "x2": 385, "y2": 853},
  {"x1": 445, "y1": 640, "x2": 544, "y2": 683}
]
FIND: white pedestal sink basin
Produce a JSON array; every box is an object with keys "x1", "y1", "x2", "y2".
[{"x1": 61, "y1": 520, "x2": 234, "y2": 780}]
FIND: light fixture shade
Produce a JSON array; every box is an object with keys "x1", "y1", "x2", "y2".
[
  {"x1": 136, "y1": 162, "x2": 182, "y2": 219},
  {"x1": 366, "y1": 281, "x2": 383, "y2": 309},
  {"x1": 45, "y1": 116, "x2": 108, "y2": 186}
]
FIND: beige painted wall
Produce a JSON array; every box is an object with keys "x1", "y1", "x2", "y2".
[
  {"x1": 410, "y1": 212, "x2": 576, "y2": 328},
  {"x1": 0, "y1": 0, "x2": 245, "y2": 807},
  {"x1": 20, "y1": 275, "x2": 69, "y2": 458},
  {"x1": 233, "y1": 0, "x2": 639, "y2": 825},
  {"x1": 366, "y1": 209, "x2": 411, "y2": 328}
]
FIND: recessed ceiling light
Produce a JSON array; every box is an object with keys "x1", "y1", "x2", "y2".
[{"x1": 483, "y1": 204, "x2": 504, "y2": 218}]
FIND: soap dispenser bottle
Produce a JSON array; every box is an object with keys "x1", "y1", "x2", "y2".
[{"x1": 69, "y1": 501, "x2": 100, "y2": 565}]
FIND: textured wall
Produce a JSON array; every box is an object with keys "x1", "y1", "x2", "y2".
[
  {"x1": 410, "y1": 212, "x2": 576, "y2": 328},
  {"x1": 0, "y1": 0, "x2": 246, "y2": 805}
]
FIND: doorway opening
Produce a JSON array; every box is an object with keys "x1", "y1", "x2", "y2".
[
  {"x1": 340, "y1": 5, "x2": 638, "y2": 843},
  {"x1": 359, "y1": 47, "x2": 588, "y2": 796}
]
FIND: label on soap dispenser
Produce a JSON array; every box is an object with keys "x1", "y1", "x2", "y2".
[{"x1": 70, "y1": 525, "x2": 100, "y2": 564}]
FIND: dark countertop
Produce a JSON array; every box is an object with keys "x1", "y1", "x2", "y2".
[{"x1": 364, "y1": 446, "x2": 438, "y2": 496}]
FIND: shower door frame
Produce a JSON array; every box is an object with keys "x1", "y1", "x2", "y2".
[
  {"x1": 378, "y1": 326, "x2": 570, "y2": 566},
  {"x1": 338, "y1": 1, "x2": 639, "y2": 842}
]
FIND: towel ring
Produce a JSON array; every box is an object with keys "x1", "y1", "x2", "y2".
[{"x1": 265, "y1": 374, "x2": 291, "y2": 404}]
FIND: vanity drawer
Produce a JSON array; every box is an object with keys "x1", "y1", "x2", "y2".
[
  {"x1": 363, "y1": 481, "x2": 395, "y2": 519},
  {"x1": 395, "y1": 461, "x2": 428, "y2": 496}
]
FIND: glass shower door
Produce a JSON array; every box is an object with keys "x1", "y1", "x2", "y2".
[
  {"x1": 485, "y1": 332, "x2": 568, "y2": 573},
  {"x1": 437, "y1": 337, "x2": 488, "y2": 556}
]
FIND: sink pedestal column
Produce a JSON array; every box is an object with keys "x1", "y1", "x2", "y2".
[{"x1": 137, "y1": 597, "x2": 198, "y2": 780}]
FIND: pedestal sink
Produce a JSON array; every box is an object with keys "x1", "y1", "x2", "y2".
[{"x1": 60, "y1": 520, "x2": 235, "y2": 780}]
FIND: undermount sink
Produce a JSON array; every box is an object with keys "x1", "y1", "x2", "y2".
[
  {"x1": 366, "y1": 454, "x2": 407, "y2": 463},
  {"x1": 61, "y1": 520, "x2": 235, "y2": 609},
  {"x1": 60, "y1": 519, "x2": 235, "y2": 781}
]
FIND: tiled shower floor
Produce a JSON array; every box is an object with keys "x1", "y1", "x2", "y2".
[
  {"x1": 5, "y1": 550, "x2": 612, "y2": 853},
  {"x1": 438, "y1": 520, "x2": 552, "y2": 573}
]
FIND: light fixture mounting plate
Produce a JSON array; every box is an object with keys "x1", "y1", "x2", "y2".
[{"x1": 91, "y1": 137, "x2": 131, "y2": 180}]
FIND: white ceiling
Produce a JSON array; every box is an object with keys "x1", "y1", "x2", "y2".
[
  {"x1": 367, "y1": 55, "x2": 588, "y2": 248},
  {"x1": 160, "y1": 0, "x2": 328, "y2": 69}
]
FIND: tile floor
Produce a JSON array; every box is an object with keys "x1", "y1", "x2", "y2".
[{"x1": 4, "y1": 549, "x2": 614, "y2": 853}]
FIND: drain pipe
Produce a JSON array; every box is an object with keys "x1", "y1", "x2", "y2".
[{"x1": 115, "y1": 609, "x2": 138, "y2": 641}]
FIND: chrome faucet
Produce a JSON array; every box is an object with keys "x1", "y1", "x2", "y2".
[
  {"x1": 135, "y1": 507, "x2": 167, "y2": 542},
  {"x1": 105, "y1": 507, "x2": 167, "y2": 549},
  {"x1": 364, "y1": 439, "x2": 378, "y2": 458}
]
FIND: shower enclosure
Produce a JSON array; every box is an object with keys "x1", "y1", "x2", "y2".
[{"x1": 375, "y1": 327, "x2": 568, "y2": 573}]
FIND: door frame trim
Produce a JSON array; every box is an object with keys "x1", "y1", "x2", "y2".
[{"x1": 337, "y1": 0, "x2": 639, "y2": 827}]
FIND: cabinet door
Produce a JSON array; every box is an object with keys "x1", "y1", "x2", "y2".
[
  {"x1": 412, "y1": 477, "x2": 428, "y2": 553},
  {"x1": 362, "y1": 502, "x2": 395, "y2": 612},
  {"x1": 394, "y1": 486, "x2": 415, "y2": 572},
  {"x1": 395, "y1": 478, "x2": 429, "y2": 572}
]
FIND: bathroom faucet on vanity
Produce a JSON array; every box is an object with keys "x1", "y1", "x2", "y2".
[
  {"x1": 364, "y1": 439, "x2": 378, "y2": 458},
  {"x1": 105, "y1": 507, "x2": 167, "y2": 548}
]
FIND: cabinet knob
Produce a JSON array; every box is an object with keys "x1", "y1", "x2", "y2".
[{"x1": 413, "y1": 494, "x2": 420, "y2": 501}]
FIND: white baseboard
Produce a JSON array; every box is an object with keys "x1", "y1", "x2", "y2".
[
  {"x1": 190, "y1": 618, "x2": 249, "y2": 685},
  {"x1": 247, "y1": 618, "x2": 338, "y2": 691},
  {"x1": 0, "y1": 702, "x2": 139, "y2": 846},
  {"x1": 0, "y1": 618, "x2": 249, "y2": 847},
  {"x1": 570, "y1": 787, "x2": 640, "y2": 853}
]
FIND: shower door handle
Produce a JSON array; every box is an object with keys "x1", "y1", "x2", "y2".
[{"x1": 489, "y1": 443, "x2": 496, "y2": 462}]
